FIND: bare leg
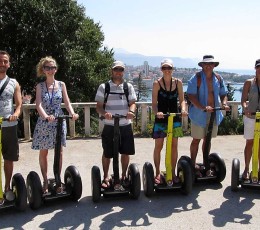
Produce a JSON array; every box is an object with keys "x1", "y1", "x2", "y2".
[
  {"x1": 171, "y1": 138, "x2": 178, "y2": 179},
  {"x1": 121, "y1": 154, "x2": 129, "y2": 178},
  {"x1": 102, "y1": 154, "x2": 110, "y2": 179},
  {"x1": 153, "y1": 138, "x2": 164, "y2": 178},
  {"x1": 190, "y1": 138, "x2": 201, "y2": 166},
  {"x1": 4, "y1": 160, "x2": 13, "y2": 191},
  {"x1": 39, "y1": 149, "x2": 48, "y2": 183},
  {"x1": 244, "y1": 139, "x2": 253, "y2": 173}
]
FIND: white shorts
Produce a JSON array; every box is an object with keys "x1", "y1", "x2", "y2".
[{"x1": 243, "y1": 115, "x2": 255, "y2": 140}]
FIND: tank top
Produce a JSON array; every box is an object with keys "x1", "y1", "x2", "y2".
[
  {"x1": 155, "y1": 78, "x2": 181, "y2": 123},
  {"x1": 248, "y1": 78, "x2": 260, "y2": 116}
]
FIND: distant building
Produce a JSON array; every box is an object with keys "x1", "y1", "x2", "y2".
[{"x1": 143, "y1": 61, "x2": 149, "y2": 77}]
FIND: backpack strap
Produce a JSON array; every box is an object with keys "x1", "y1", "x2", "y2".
[
  {"x1": 103, "y1": 81, "x2": 130, "y2": 109},
  {"x1": 0, "y1": 77, "x2": 10, "y2": 96},
  {"x1": 123, "y1": 82, "x2": 129, "y2": 107},
  {"x1": 103, "y1": 82, "x2": 110, "y2": 109}
]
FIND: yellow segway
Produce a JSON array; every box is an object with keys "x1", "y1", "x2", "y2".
[
  {"x1": 143, "y1": 113, "x2": 192, "y2": 197},
  {"x1": 231, "y1": 111, "x2": 260, "y2": 191}
]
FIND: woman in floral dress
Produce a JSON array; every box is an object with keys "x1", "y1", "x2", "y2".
[{"x1": 32, "y1": 56, "x2": 78, "y2": 194}]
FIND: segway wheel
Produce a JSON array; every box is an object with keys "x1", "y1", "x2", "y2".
[
  {"x1": 12, "y1": 173, "x2": 27, "y2": 211},
  {"x1": 142, "y1": 162, "x2": 154, "y2": 197},
  {"x1": 91, "y1": 166, "x2": 101, "y2": 203},
  {"x1": 26, "y1": 171, "x2": 42, "y2": 210},
  {"x1": 177, "y1": 159, "x2": 192, "y2": 195},
  {"x1": 64, "y1": 165, "x2": 82, "y2": 201},
  {"x1": 208, "y1": 153, "x2": 226, "y2": 183},
  {"x1": 128, "y1": 163, "x2": 141, "y2": 199},
  {"x1": 231, "y1": 158, "x2": 240, "y2": 192},
  {"x1": 179, "y1": 155, "x2": 195, "y2": 183}
]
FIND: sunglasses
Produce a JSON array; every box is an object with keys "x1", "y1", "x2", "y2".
[
  {"x1": 161, "y1": 66, "x2": 173, "y2": 70},
  {"x1": 43, "y1": 66, "x2": 57, "y2": 71},
  {"x1": 113, "y1": 67, "x2": 124, "y2": 72}
]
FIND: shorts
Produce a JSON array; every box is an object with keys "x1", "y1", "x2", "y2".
[
  {"x1": 102, "y1": 124, "x2": 135, "y2": 158},
  {"x1": 243, "y1": 116, "x2": 255, "y2": 139},
  {"x1": 152, "y1": 122, "x2": 183, "y2": 139},
  {"x1": 2, "y1": 125, "x2": 19, "y2": 161},
  {"x1": 191, "y1": 117, "x2": 218, "y2": 139}
]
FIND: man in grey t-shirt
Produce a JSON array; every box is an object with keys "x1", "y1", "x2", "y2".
[{"x1": 95, "y1": 60, "x2": 136, "y2": 191}]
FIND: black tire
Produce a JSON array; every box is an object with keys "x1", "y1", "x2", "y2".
[
  {"x1": 12, "y1": 173, "x2": 27, "y2": 211},
  {"x1": 142, "y1": 162, "x2": 154, "y2": 197},
  {"x1": 231, "y1": 158, "x2": 240, "y2": 192},
  {"x1": 128, "y1": 163, "x2": 141, "y2": 199},
  {"x1": 26, "y1": 171, "x2": 42, "y2": 210},
  {"x1": 64, "y1": 165, "x2": 82, "y2": 201},
  {"x1": 179, "y1": 155, "x2": 195, "y2": 183},
  {"x1": 91, "y1": 166, "x2": 101, "y2": 203},
  {"x1": 208, "y1": 153, "x2": 226, "y2": 183},
  {"x1": 177, "y1": 160, "x2": 192, "y2": 195}
]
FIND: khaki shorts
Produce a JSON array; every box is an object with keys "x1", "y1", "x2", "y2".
[
  {"x1": 243, "y1": 115, "x2": 255, "y2": 140},
  {"x1": 191, "y1": 117, "x2": 218, "y2": 139}
]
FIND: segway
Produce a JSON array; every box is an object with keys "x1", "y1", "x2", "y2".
[
  {"x1": 143, "y1": 113, "x2": 192, "y2": 197},
  {"x1": 181, "y1": 107, "x2": 226, "y2": 184},
  {"x1": 231, "y1": 111, "x2": 260, "y2": 191},
  {"x1": 26, "y1": 115, "x2": 82, "y2": 210},
  {"x1": 91, "y1": 114, "x2": 141, "y2": 202},
  {"x1": 0, "y1": 117, "x2": 27, "y2": 211}
]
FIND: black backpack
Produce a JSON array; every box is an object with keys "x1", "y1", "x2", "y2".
[
  {"x1": 185, "y1": 72, "x2": 223, "y2": 108},
  {"x1": 103, "y1": 81, "x2": 130, "y2": 109}
]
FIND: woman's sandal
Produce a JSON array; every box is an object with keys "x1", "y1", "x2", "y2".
[
  {"x1": 154, "y1": 175, "x2": 162, "y2": 184},
  {"x1": 42, "y1": 181, "x2": 51, "y2": 196},
  {"x1": 242, "y1": 171, "x2": 249, "y2": 181},
  {"x1": 101, "y1": 178, "x2": 111, "y2": 189},
  {"x1": 0, "y1": 198, "x2": 4, "y2": 206}
]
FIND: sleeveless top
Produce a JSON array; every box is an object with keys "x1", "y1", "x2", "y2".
[
  {"x1": 248, "y1": 78, "x2": 260, "y2": 117},
  {"x1": 0, "y1": 76, "x2": 18, "y2": 127},
  {"x1": 155, "y1": 78, "x2": 181, "y2": 124}
]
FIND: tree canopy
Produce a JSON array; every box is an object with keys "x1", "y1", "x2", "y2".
[{"x1": 0, "y1": 0, "x2": 114, "y2": 102}]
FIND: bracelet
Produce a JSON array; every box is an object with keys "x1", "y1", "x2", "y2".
[{"x1": 129, "y1": 110, "x2": 135, "y2": 114}]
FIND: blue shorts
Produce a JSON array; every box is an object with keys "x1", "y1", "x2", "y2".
[{"x1": 152, "y1": 122, "x2": 183, "y2": 139}]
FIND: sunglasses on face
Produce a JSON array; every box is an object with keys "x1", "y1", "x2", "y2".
[
  {"x1": 161, "y1": 66, "x2": 173, "y2": 70},
  {"x1": 43, "y1": 66, "x2": 57, "y2": 71},
  {"x1": 113, "y1": 67, "x2": 124, "y2": 72}
]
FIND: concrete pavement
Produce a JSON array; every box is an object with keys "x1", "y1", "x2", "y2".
[{"x1": 1, "y1": 135, "x2": 260, "y2": 230}]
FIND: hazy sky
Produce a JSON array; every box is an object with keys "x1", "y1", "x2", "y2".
[{"x1": 77, "y1": 0, "x2": 260, "y2": 70}]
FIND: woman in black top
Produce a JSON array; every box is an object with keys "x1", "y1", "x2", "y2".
[{"x1": 152, "y1": 58, "x2": 187, "y2": 186}]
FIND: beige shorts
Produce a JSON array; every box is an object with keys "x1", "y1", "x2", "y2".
[
  {"x1": 191, "y1": 117, "x2": 218, "y2": 139},
  {"x1": 243, "y1": 115, "x2": 255, "y2": 140}
]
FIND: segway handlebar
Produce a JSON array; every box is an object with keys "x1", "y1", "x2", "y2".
[
  {"x1": 0, "y1": 117, "x2": 20, "y2": 122},
  {"x1": 45, "y1": 115, "x2": 73, "y2": 122},
  {"x1": 160, "y1": 113, "x2": 182, "y2": 117},
  {"x1": 203, "y1": 107, "x2": 225, "y2": 112},
  {"x1": 100, "y1": 114, "x2": 127, "y2": 120}
]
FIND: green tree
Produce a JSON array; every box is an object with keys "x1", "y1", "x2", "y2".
[{"x1": 0, "y1": 0, "x2": 114, "y2": 102}]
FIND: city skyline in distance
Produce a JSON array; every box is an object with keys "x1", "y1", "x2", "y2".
[{"x1": 113, "y1": 48, "x2": 254, "y2": 75}]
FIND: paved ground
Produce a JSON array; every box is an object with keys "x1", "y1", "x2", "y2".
[{"x1": 1, "y1": 135, "x2": 260, "y2": 230}]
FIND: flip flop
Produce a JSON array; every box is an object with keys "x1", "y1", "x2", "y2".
[
  {"x1": 154, "y1": 175, "x2": 162, "y2": 184},
  {"x1": 101, "y1": 178, "x2": 111, "y2": 189}
]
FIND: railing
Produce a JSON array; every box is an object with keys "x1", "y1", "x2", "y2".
[{"x1": 22, "y1": 101, "x2": 241, "y2": 141}]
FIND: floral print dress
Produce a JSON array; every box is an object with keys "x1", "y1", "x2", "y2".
[{"x1": 32, "y1": 81, "x2": 67, "y2": 150}]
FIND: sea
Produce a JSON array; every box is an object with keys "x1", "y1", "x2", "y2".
[{"x1": 141, "y1": 83, "x2": 243, "y2": 102}]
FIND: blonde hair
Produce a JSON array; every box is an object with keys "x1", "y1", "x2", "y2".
[{"x1": 36, "y1": 56, "x2": 58, "y2": 77}]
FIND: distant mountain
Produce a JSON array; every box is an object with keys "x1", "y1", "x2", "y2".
[{"x1": 113, "y1": 48, "x2": 199, "y2": 68}]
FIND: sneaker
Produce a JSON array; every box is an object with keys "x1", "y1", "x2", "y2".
[
  {"x1": 167, "y1": 180, "x2": 173, "y2": 187},
  {"x1": 121, "y1": 177, "x2": 130, "y2": 187},
  {"x1": 114, "y1": 184, "x2": 125, "y2": 191},
  {"x1": 4, "y1": 190, "x2": 15, "y2": 201}
]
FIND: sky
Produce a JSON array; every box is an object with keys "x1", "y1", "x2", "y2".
[{"x1": 77, "y1": 0, "x2": 260, "y2": 71}]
